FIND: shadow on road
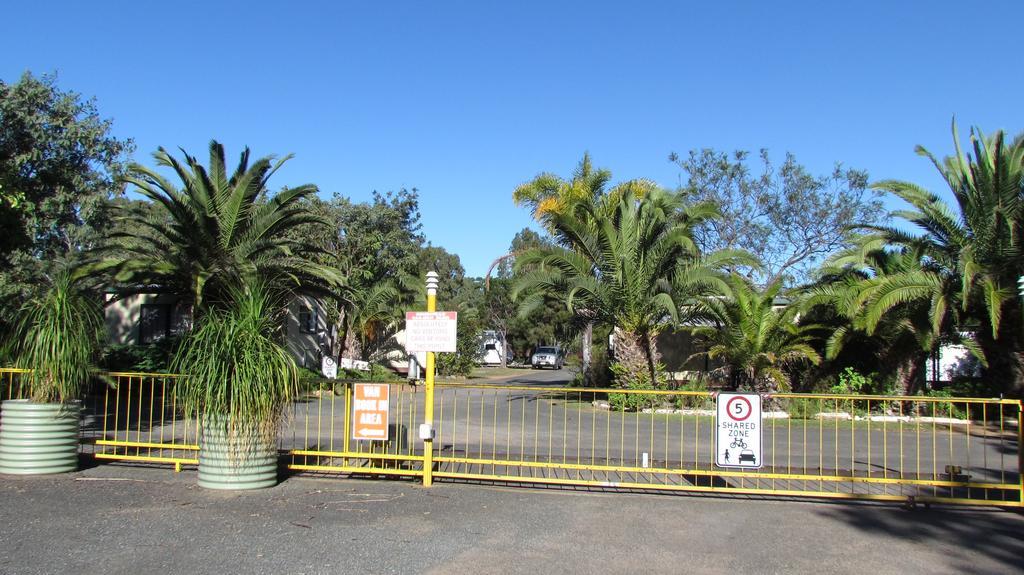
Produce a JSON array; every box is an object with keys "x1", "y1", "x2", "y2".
[{"x1": 814, "y1": 503, "x2": 1024, "y2": 572}]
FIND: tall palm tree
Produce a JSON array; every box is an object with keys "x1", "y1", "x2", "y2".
[
  {"x1": 513, "y1": 154, "x2": 670, "y2": 379},
  {"x1": 515, "y1": 186, "x2": 740, "y2": 386},
  {"x1": 92, "y1": 141, "x2": 342, "y2": 312},
  {"x1": 862, "y1": 124, "x2": 1024, "y2": 392},
  {"x1": 690, "y1": 275, "x2": 822, "y2": 392},
  {"x1": 513, "y1": 153, "x2": 613, "y2": 377}
]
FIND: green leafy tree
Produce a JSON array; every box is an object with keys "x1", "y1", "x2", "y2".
[
  {"x1": 0, "y1": 72, "x2": 133, "y2": 323},
  {"x1": 92, "y1": 141, "x2": 341, "y2": 312},
  {"x1": 862, "y1": 124, "x2": 1024, "y2": 393},
  {"x1": 306, "y1": 190, "x2": 423, "y2": 359},
  {"x1": 669, "y1": 148, "x2": 883, "y2": 285},
  {"x1": 690, "y1": 275, "x2": 822, "y2": 392},
  {"x1": 418, "y1": 244, "x2": 467, "y2": 305}
]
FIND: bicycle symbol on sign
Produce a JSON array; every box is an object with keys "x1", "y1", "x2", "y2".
[{"x1": 730, "y1": 437, "x2": 748, "y2": 449}]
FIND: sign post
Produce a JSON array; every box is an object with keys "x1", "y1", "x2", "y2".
[
  {"x1": 405, "y1": 273, "x2": 458, "y2": 487},
  {"x1": 421, "y1": 272, "x2": 440, "y2": 487},
  {"x1": 715, "y1": 393, "x2": 763, "y2": 469}
]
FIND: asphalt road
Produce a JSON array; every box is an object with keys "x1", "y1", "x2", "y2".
[{"x1": 1, "y1": 463, "x2": 1022, "y2": 575}]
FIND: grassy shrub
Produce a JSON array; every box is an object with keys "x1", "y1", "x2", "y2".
[
  {"x1": 3, "y1": 273, "x2": 105, "y2": 403},
  {"x1": 572, "y1": 344, "x2": 611, "y2": 388},
  {"x1": 672, "y1": 378, "x2": 712, "y2": 410},
  {"x1": 918, "y1": 389, "x2": 968, "y2": 419},
  {"x1": 101, "y1": 338, "x2": 179, "y2": 373},
  {"x1": 171, "y1": 282, "x2": 297, "y2": 450},
  {"x1": 782, "y1": 397, "x2": 819, "y2": 420},
  {"x1": 607, "y1": 363, "x2": 669, "y2": 411}
]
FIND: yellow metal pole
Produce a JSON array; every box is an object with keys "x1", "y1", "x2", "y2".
[
  {"x1": 1018, "y1": 403, "x2": 1023, "y2": 505},
  {"x1": 423, "y1": 271, "x2": 438, "y2": 487}
]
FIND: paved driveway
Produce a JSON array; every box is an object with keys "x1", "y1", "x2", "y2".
[{"x1": 1, "y1": 463, "x2": 1022, "y2": 574}]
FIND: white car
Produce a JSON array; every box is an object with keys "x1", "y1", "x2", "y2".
[{"x1": 530, "y1": 346, "x2": 564, "y2": 369}]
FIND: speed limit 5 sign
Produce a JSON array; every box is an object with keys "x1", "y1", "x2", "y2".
[{"x1": 715, "y1": 393, "x2": 763, "y2": 469}]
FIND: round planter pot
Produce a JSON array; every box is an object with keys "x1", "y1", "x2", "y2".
[
  {"x1": 0, "y1": 399, "x2": 80, "y2": 475},
  {"x1": 199, "y1": 419, "x2": 278, "y2": 490}
]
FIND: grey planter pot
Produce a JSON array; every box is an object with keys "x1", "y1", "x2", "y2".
[
  {"x1": 198, "y1": 419, "x2": 278, "y2": 490},
  {"x1": 0, "y1": 399, "x2": 80, "y2": 475}
]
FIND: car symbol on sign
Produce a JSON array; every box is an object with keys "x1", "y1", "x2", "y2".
[{"x1": 739, "y1": 450, "x2": 756, "y2": 464}]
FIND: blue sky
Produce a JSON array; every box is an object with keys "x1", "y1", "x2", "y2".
[{"x1": 3, "y1": 1, "x2": 1022, "y2": 277}]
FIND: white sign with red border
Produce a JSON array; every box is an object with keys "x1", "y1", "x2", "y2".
[
  {"x1": 715, "y1": 392, "x2": 762, "y2": 469},
  {"x1": 405, "y1": 311, "x2": 458, "y2": 352}
]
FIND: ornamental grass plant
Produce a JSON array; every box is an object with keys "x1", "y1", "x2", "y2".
[
  {"x1": 3, "y1": 272, "x2": 105, "y2": 403},
  {"x1": 171, "y1": 280, "x2": 297, "y2": 454}
]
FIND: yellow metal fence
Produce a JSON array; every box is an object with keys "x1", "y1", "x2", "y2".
[
  {"x1": 2, "y1": 368, "x2": 1021, "y2": 507},
  {"x1": 2, "y1": 369, "x2": 199, "y2": 469},
  {"x1": 280, "y1": 381, "x2": 425, "y2": 478},
  {"x1": 429, "y1": 383, "x2": 1023, "y2": 506}
]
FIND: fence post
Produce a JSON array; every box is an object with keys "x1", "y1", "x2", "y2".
[
  {"x1": 1018, "y1": 402, "x2": 1023, "y2": 506},
  {"x1": 422, "y1": 271, "x2": 438, "y2": 487}
]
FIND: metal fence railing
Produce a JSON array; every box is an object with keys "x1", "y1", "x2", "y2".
[
  {"x1": 429, "y1": 383, "x2": 1023, "y2": 506},
  {"x1": 3, "y1": 367, "x2": 1021, "y2": 507},
  {"x1": 281, "y1": 381, "x2": 425, "y2": 478},
  {"x1": 85, "y1": 372, "x2": 199, "y2": 469}
]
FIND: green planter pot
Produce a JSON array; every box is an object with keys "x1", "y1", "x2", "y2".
[
  {"x1": 199, "y1": 419, "x2": 278, "y2": 490},
  {"x1": 0, "y1": 399, "x2": 80, "y2": 475}
]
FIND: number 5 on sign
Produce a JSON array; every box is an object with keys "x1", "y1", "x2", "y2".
[{"x1": 715, "y1": 393, "x2": 763, "y2": 469}]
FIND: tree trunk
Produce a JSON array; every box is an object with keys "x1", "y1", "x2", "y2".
[
  {"x1": 582, "y1": 322, "x2": 593, "y2": 385},
  {"x1": 612, "y1": 328, "x2": 661, "y2": 389},
  {"x1": 499, "y1": 329, "x2": 508, "y2": 369},
  {"x1": 976, "y1": 318, "x2": 1024, "y2": 397},
  {"x1": 638, "y1": 329, "x2": 661, "y2": 387},
  {"x1": 335, "y1": 314, "x2": 350, "y2": 361},
  {"x1": 894, "y1": 353, "x2": 924, "y2": 396}
]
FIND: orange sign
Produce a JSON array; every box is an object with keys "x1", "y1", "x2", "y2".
[{"x1": 352, "y1": 383, "x2": 390, "y2": 441}]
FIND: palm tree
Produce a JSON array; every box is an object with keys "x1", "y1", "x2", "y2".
[
  {"x1": 689, "y1": 275, "x2": 821, "y2": 392},
  {"x1": 339, "y1": 280, "x2": 405, "y2": 362},
  {"x1": 92, "y1": 141, "x2": 342, "y2": 312},
  {"x1": 513, "y1": 153, "x2": 613, "y2": 377},
  {"x1": 513, "y1": 154, "x2": 671, "y2": 379},
  {"x1": 804, "y1": 236, "x2": 948, "y2": 394},
  {"x1": 515, "y1": 186, "x2": 739, "y2": 387},
  {"x1": 513, "y1": 152, "x2": 614, "y2": 223},
  {"x1": 862, "y1": 124, "x2": 1024, "y2": 392}
]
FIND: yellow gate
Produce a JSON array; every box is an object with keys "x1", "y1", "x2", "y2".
[
  {"x1": 428, "y1": 383, "x2": 1023, "y2": 507},
  {"x1": 3, "y1": 368, "x2": 1020, "y2": 507},
  {"x1": 281, "y1": 380, "x2": 425, "y2": 478}
]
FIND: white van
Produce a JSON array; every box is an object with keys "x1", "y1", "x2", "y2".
[{"x1": 479, "y1": 331, "x2": 512, "y2": 365}]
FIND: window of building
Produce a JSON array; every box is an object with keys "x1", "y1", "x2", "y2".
[
  {"x1": 299, "y1": 304, "x2": 317, "y2": 334},
  {"x1": 139, "y1": 304, "x2": 171, "y2": 344}
]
